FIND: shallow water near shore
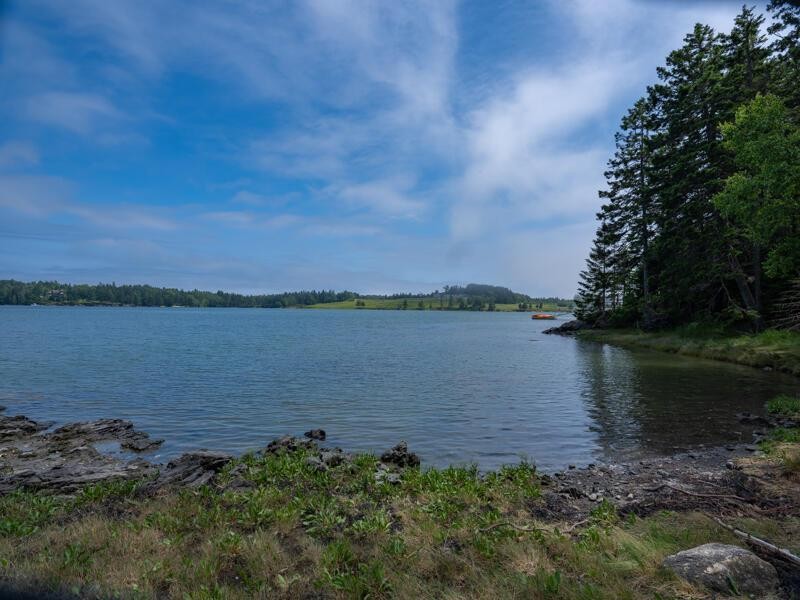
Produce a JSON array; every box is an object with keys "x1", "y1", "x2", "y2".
[{"x1": 0, "y1": 306, "x2": 796, "y2": 471}]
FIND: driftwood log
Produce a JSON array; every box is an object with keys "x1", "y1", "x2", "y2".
[{"x1": 713, "y1": 517, "x2": 800, "y2": 570}]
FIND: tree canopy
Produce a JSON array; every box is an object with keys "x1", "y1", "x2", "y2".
[{"x1": 575, "y1": 2, "x2": 800, "y2": 331}]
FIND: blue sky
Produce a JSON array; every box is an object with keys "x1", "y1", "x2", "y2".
[{"x1": 1, "y1": 1, "x2": 755, "y2": 296}]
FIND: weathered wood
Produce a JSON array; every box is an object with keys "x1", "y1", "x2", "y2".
[{"x1": 713, "y1": 517, "x2": 800, "y2": 570}]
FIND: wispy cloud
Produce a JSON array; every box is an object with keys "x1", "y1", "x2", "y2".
[
  {"x1": 2, "y1": 0, "x2": 749, "y2": 295},
  {"x1": 0, "y1": 175, "x2": 176, "y2": 230},
  {"x1": 0, "y1": 141, "x2": 39, "y2": 168},
  {"x1": 24, "y1": 91, "x2": 122, "y2": 134}
]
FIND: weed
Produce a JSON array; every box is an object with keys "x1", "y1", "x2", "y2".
[{"x1": 767, "y1": 394, "x2": 800, "y2": 417}]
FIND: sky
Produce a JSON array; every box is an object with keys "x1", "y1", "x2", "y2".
[{"x1": 0, "y1": 1, "x2": 759, "y2": 296}]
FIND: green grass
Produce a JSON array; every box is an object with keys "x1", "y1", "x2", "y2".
[
  {"x1": 577, "y1": 327, "x2": 800, "y2": 376},
  {"x1": 767, "y1": 394, "x2": 800, "y2": 417},
  {"x1": 304, "y1": 297, "x2": 573, "y2": 312},
  {"x1": 1, "y1": 448, "x2": 797, "y2": 599}
]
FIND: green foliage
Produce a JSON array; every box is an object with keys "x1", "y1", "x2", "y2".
[
  {"x1": 767, "y1": 394, "x2": 800, "y2": 416},
  {"x1": 715, "y1": 94, "x2": 800, "y2": 279},
  {"x1": 0, "y1": 492, "x2": 61, "y2": 536},
  {"x1": 577, "y1": 4, "x2": 800, "y2": 329}
]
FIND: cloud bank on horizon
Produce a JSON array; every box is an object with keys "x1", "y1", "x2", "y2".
[{"x1": 0, "y1": 0, "x2": 749, "y2": 296}]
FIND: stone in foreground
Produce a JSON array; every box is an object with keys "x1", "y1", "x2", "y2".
[
  {"x1": 380, "y1": 441, "x2": 420, "y2": 468},
  {"x1": 662, "y1": 543, "x2": 779, "y2": 596},
  {"x1": 155, "y1": 451, "x2": 233, "y2": 488}
]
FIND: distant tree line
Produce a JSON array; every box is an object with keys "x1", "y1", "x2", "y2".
[
  {"x1": 0, "y1": 280, "x2": 356, "y2": 308},
  {"x1": 576, "y1": 2, "x2": 800, "y2": 331},
  {"x1": 0, "y1": 279, "x2": 574, "y2": 311},
  {"x1": 369, "y1": 284, "x2": 574, "y2": 310}
]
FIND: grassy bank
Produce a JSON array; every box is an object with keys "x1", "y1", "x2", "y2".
[
  {"x1": 305, "y1": 298, "x2": 571, "y2": 312},
  {"x1": 1, "y1": 447, "x2": 798, "y2": 599},
  {"x1": 577, "y1": 327, "x2": 800, "y2": 376}
]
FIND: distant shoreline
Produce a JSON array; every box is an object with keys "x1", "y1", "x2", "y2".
[{"x1": 8, "y1": 302, "x2": 574, "y2": 313}]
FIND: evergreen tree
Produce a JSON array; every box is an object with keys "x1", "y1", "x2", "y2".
[
  {"x1": 768, "y1": 1, "x2": 800, "y2": 111},
  {"x1": 575, "y1": 221, "x2": 614, "y2": 321}
]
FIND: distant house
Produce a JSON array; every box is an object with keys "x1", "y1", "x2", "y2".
[{"x1": 48, "y1": 289, "x2": 66, "y2": 301}]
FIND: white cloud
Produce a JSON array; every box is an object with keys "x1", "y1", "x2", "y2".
[
  {"x1": 25, "y1": 91, "x2": 122, "y2": 134},
  {"x1": 3, "y1": 0, "x2": 759, "y2": 295},
  {"x1": 0, "y1": 141, "x2": 39, "y2": 168},
  {"x1": 331, "y1": 176, "x2": 426, "y2": 219}
]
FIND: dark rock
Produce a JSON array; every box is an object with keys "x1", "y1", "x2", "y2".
[
  {"x1": 49, "y1": 419, "x2": 136, "y2": 444},
  {"x1": 543, "y1": 319, "x2": 588, "y2": 335},
  {"x1": 662, "y1": 543, "x2": 779, "y2": 596},
  {"x1": 0, "y1": 415, "x2": 48, "y2": 440},
  {"x1": 0, "y1": 449, "x2": 154, "y2": 494},
  {"x1": 121, "y1": 437, "x2": 164, "y2": 453},
  {"x1": 320, "y1": 449, "x2": 347, "y2": 467},
  {"x1": 374, "y1": 467, "x2": 401, "y2": 485},
  {"x1": 304, "y1": 429, "x2": 326, "y2": 440},
  {"x1": 265, "y1": 435, "x2": 313, "y2": 454},
  {"x1": 380, "y1": 441, "x2": 420, "y2": 468},
  {"x1": 736, "y1": 412, "x2": 771, "y2": 427},
  {"x1": 305, "y1": 455, "x2": 328, "y2": 472},
  {"x1": 156, "y1": 451, "x2": 232, "y2": 488},
  {"x1": 222, "y1": 463, "x2": 255, "y2": 491}
]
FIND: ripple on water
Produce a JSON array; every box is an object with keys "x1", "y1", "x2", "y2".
[{"x1": 0, "y1": 306, "x2": 796, "y2": 471}]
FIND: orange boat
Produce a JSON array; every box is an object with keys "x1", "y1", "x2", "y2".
[{"x1": 531, "y1": 313, "x2": 556, "y2": 320}]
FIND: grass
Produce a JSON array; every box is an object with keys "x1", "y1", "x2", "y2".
[
  {"x1": 1, "y1": 448, "x2": 798, "y2": 599},
  {"x1": 767, "y1": 394, "x2": 800, "y2": 417},
  {"x1": 304, "y1": 297, "x2": 573, "y2": 312},
  {"x1": 757, "y1": 393, "x2": 800, "y2": 476},
  {"x1": 577, "y1": 327, "x2": 800, "y2": 376}
]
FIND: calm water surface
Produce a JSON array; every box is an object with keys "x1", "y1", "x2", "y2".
[{"x1": 0, "y1": 306, "x2": 797, "y2": 471}]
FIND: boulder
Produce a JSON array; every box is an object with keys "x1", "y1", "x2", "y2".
[
  {"x1": 155, "y1": 451, "x2": 233, "y2": 488},
  {"x1": 380, "y1": 441, "x2": 420, "y2": 468},
  {"x1": 304, "y1": 429, "x2": 326, "y2": 440},
  {"x1": 662, "y1": 543, "x2": 779, "y2": 596}
]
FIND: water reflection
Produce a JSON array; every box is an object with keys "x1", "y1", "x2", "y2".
[{"x1": 574, "y1": 339, "x2": 797, "y2": 461}]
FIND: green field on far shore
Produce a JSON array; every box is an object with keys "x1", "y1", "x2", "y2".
[{"x1": 304, "y1": 298, "x2": 573, "y2": 312}]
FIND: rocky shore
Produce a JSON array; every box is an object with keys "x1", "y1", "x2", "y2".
[
  {"x1": 1, "y1": 405, "x2": 798, "y2": 598},
  {"x1": 1, "y1": 406, "x2": 796, "y2": 518},
  {"x1": 0, "y1": 409, "x2": 424, "y2": 497}
]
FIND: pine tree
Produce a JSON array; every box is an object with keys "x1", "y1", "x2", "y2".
[
  {"x1": 646, "y1": 24, "x2": 730, "y2": 321},
  {"x1": 768, "y1": 1, "x2": 800, "y2": 111},
  {"x1": 575, "y1": 221, "x2": 615, "y2": 321},
  {"x1": 598, "y1": 98, "x2": 656, "y2": 316}
]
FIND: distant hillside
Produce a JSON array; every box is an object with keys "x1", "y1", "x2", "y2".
[{"x1": 0, "y1": 279, "x2": 574, "y2": 311}]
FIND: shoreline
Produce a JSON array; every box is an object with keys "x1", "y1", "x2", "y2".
[
  {"x1": 1, "y1": 408, "x2": 798, "y2": 597},
  {"x1": 544, "y1": 321, "x2": 800, "y2": 377},
  {"x1": 0, "y1": 409, "x2": 793, "y2": 514}
]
